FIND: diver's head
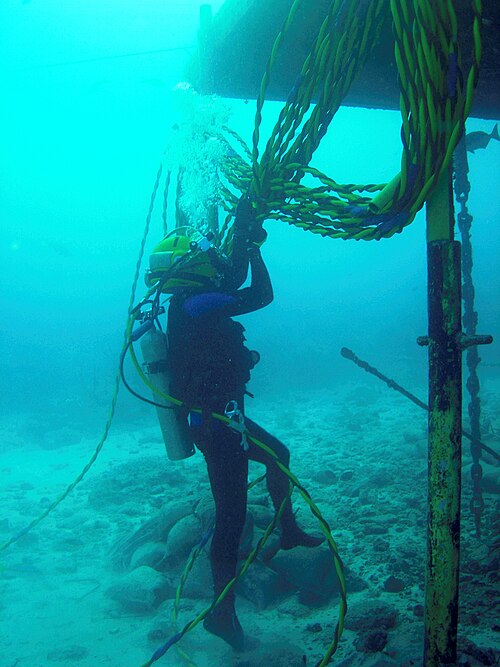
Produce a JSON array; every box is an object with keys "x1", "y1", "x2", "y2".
[{"x1": 145, "y1": 227, "x2": 228, "y2": 294}]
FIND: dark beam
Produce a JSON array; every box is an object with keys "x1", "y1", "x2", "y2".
[{"x1": 187, "y1": 0, "x2": 500, "y2": 119}]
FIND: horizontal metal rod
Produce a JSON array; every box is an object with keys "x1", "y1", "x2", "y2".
[{"x1": 340, "y1": 346, "x2": 498, "y2": 461}]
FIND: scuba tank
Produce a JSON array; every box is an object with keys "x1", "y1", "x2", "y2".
[
  {"x1": 140, "y1": 327, "x2": 195, "y2": 461},
  {"x1": 136, "y1": 226, "x2": 220, "y2": 460}
]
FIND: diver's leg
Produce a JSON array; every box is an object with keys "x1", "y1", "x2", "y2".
[
  {"x1": 245, "y1": 418, "x2": 324, "y2": 551},
  {"x1": 199, "y1": 423, "x2": 248, "y2": 651},
  {"x1": 244, "y1": 417, "x2": 291, "y2": 515}
]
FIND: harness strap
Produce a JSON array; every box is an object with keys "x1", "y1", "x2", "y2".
[{"x1": 224, "y1": 400, "x2": 249, "y2": 451}]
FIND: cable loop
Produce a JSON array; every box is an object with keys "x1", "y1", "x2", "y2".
[{"x1": 214, "y1": 0, "x2": 483, "y2": 244}]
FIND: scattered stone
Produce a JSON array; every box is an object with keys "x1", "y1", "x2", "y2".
[
  {"x1": 340, "y1": 469, "x2": 354, "y2": 482},
  {"x1": 15, "y1": 531, "x2": 39, "y2": 546},
  {"x1": 462, "y1": 611, "x2": 481, "y2": 627},
  {"x1": 47, "y1": 645, "x2": 88, "y2": 661},
  {"x1": 106, "y1": 565, "x2": 172, "y2": 613},
  {"x1": 345, "y1": 385, "x2": 380, "y2": 406},
  {"x1": 121, "y1": 502, "x2": 145, "y2": 517},
  {"x1": 460, "y1": 638, "x2": 498, "y2": 666},
  {"x1": 403, "y1": 430, "x2": 421, "y2": 444},
  {"x1": 249, "y1": 492, "x2": 270, "y2": 507},
  {"x1": 165, "y1": 514, "x2": 202, "y2": 562},
  {"x1": 248, "y1": 502, "x2": 274, "y2": 529},
  {"x1": 269, "y1": 548, "x2": 348, "y2": 607},
  {"x1": 52, "y1": 535, "x2": 85, "y2": 552},
  {"x1": 344, "y1": 600, "x2": 398, "y2": 632},
  {"x1": 368, "y1": 468, "x2": 393, "y2": 486},
  {"x1": 148, "y1": 625, "x2": 171, "y2": 642},
  {"x1": 354, "y1": 630, "x2": 388, "y2": 653},
  {"x1": 360, "y1": 522, "x2": 389, "y2": 536},
  {"x1": 238, "y1": 562, "x2": 293, "y2": 609},
  {"x1": 109, "y1": 499, "x2": 194, "y2": 570},
  {"x1": 315, "y1": 469, "x2": 338, "y2": 485},
  {"x1": 412, "y1": 604, "x2": 424, "y2": 618},
  {"x1": 18, "y1": 481, "x2": 35, "y2": 491},
  {"x1": 40, "y1": 426, "x2": 82, "y2": 450},
  {"x1": 306, "y1": 622, "x2": 322, "y2": 633},
  {"x1": 373, "y1": 537, "x2": 390, "y2": 552},
  {"x1": 345, "y1": 568, "x2": 369, "y2": 593},
  {"x1": 383, "y1": 575, "x2": 405, "y2": 593},
  {"x1": 53, "y1": 560, "x2": 78, "y2": 575},
  {"x1": 346, "y1": 420, "x2": 363, "y2": 432},
  {"x1": 390, "y1": 558, "x2": 411, "y2": 575},
  {"x1": 181, "y1": 552, "x2": 213, "y2": 599},
  {"x1": 230, "y1": 642, "x2": 305, "y2": 666},
  {"x1": 335, "y1": 657, "x2": 357, "y2": 667},
  {"x1": 130, "y1": 542, "x2": 168, "y2": 571},
  {"x1": 87, "y1": 456, "x2": 190, "y2": 510}
]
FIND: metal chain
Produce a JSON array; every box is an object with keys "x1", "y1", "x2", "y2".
[{"x1": 453, "y1": 137, "x2": 484, "y2": 538}]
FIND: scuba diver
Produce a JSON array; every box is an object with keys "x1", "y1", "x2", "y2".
[{"x1": 146, "y1": 196, "x2": 324, "y2": 652}]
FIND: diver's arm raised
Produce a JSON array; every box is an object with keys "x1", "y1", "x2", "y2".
[
  {"x1": 233, "y1": 246, "x2": 273, "y2": 314},
  {"x1": 180, "y1": 245, "x2": 272, "y2": 319}
]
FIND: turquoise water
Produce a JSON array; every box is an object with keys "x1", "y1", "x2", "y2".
[{"x1": 1, "y1": 2, "x2": 499, "y2": 666}]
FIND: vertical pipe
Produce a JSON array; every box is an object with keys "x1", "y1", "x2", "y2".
[
  {"x1": 206, "y1": 204, "x2": 219, "y2": 235},
  {"x1": 198, "y1": 4, "x2": 214, "y2": 94},
  {"x1": 175, "y1": 169, "x2": 189, "y2": 228},
  {"x1": 424, "y1": 166, "x2": 462, "y2": 666}
]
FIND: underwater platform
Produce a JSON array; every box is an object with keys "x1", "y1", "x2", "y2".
[{"x1": 187, "y1": 0, "x2": 500, "y2": 119}]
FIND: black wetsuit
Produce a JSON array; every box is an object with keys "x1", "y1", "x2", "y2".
[{"x1": 167, "y1": 248, "x2": 297, "y2": 618}]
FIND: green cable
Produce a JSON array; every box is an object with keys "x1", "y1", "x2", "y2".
[
  {"x1": 217, "y1": 0, "x2": 482, "y2": 243},
  {"x1": 246, "y1": 432, "x2": 346, "y2": 665},
  {"x1": 136, "y1": 7, "x2": 484, "y2": 652},
  {"x1": 0, "y1": 369, "x2": 122, "y2": 554},
  {"x1": 122, "y1": 287, "x2": 346, "y2": 664},
  {"x1": 0, "y1": 165, "x2": 164, "y2": 554},
  {"x1": 252, "y1": 0, "x2": 303, "y2": 196},
  {"x1": 140, "y1": 481, "x2": 295, "y2": 667},
  {"x1": 137, "y1": 419, "x2": 346, "y2": 666}
]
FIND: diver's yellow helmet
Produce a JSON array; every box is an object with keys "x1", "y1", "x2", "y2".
[{"x1": 145, "y1": 227, "x2": 224, "y2": 293}]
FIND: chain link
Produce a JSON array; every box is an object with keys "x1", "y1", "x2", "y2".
[{"x1": 453, "y1": 138, "x2": 484, "y2": 538}]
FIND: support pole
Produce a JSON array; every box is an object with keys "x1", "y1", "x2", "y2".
[
  {"x1": 198, "y1": 4, "x2": 214, "y2": 95},
  {"x1": 423, "y1": 166, "x2": 462, "y2": 666}
]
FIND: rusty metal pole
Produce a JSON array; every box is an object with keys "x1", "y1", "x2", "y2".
[{"x1": 421, "y1": 166, "x2": 462, "y2": 666}]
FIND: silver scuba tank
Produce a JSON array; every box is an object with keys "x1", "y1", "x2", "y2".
[{"x1": 140, "y1": 327, "x2": 195, "y2": 461}]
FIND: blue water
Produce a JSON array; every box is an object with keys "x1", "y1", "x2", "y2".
[
  {"x1": 1, "y1": 1, "x2": 499, "y2": 418},
  {"x1": 1, "y1": 2, "x2": 499, "y2": 666}
]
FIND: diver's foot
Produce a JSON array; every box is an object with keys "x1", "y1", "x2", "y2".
[
  {"x1": 280, "y1": 527, "x2": 325, "y2": 551},
  {"x1": 203, "y1": 608, "x2": 246, "y2": 652}
]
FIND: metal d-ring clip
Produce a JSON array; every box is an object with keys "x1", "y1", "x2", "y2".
[{"x1": 224, "y1": 400, "x2": 249, "y2": 451}]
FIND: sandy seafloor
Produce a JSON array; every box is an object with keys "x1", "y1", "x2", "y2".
[{"x1": 1, "y1": 377, "x2": 499, "y2": 667}]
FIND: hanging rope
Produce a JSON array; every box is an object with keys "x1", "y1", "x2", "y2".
[
  {"x1": 0, "y1": 165, "x2": 165, "y2": 555},
  {"x1": 211, "y1": 0, "x2": 483, "y2": 245},
  {"x1": 122, "y1": 303, "x2": 346, "y2": 667}
]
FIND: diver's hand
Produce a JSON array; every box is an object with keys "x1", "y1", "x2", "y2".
[
  {"x1": 235, "y1": 193, "x2": 256, "y2": 229},
  {"x1": 235, "y1": 194, "x2": 267, "y2": 247},
  {"x1": 248, "y1": 226, "x2": 267, "y2": 248}
]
